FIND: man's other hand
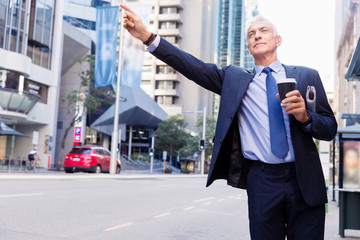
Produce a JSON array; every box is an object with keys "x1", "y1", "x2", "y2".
[{"x1": 281, "y1": 90, "x2": 309, "y2": 124}]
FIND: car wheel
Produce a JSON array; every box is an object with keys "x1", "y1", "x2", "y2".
[
  {"x1": 116, "y1": 165, "x2": 121, "y2": 174},
  {"x1": 95, "y1": 165, "x2": 101, "y2": 174},
  {"x1": 65, "y1": 168, "x2": 74, "y2": 173}
]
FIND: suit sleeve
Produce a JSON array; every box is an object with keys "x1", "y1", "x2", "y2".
[
  {"x1": 306, "y1": 70, "x2": 337, "y2": 141},
  {"x1": 151, "y1": 38, "x2": 226, "y2": 95}
]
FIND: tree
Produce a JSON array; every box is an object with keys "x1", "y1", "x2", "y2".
[
  {"x1": 195, "y1": 115, "x2": 217, "y2": 159},
  {"x1": 155, "y1": 114, "x2": 196, "y2": 169},
  {"x1": 56, "y1": 55, "x2": 111, "y2": 170}
]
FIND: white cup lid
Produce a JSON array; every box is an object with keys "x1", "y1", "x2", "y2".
[{"x1": 276, "y1": 78, "x2": 297, "y2": 84}]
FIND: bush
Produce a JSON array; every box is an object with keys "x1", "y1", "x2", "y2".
[
  {"x1": 164, "y1": 168, "x2": 172, "y2": 174},
  {"x1": 131, "y1": 153, "x2": 150, "y2": 163}
]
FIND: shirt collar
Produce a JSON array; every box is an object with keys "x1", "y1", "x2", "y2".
[{"x1": 254, "y1": 60, "x2": 282, "y2": 76}]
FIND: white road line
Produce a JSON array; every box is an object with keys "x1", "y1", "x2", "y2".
[
  {"x1": 203, "y1": 202, "x2": 213, "y2": 206},
  {"x1": 153, "y1": 212, "x2": 171, "y2": 219},
  {"x1": 183, "y1": 206, "x2": 195, "y2": 211},
  {"x1": 193, "y1": 197, "x2": 216, "y2": 203},
  {"x1": 105, "y1": 222, "x2": 134, "y2": 231},
  {"x1": 0, "y1": 193, "x2": 44, "y2": 198}
]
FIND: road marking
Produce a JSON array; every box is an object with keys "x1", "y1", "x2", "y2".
[
  {"x1": 193, "y1": 197, "x2": 215, "y2": 203},
  {"x1": 0, "y1": 193, "x2": 44, "y2": 198},
  {"x1": 218, "y1": 198, "x2": 225, "y2": 202},
  {"x1": 203, "y1": 202, "x2": 212, "y2": 206},
  {"x1": 105, "y1": 222, "x2": 134, "y2": 231},
  {"x1": 153, "y1": 212, "x2": 171, "y2": 219},
  {"x1": 184, "y1": 206, "x2": 195, "y2": 211}
]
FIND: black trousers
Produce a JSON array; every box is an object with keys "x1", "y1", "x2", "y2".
[{"x1": 246, "y1": 161, "x2": 325, "y2": 240}]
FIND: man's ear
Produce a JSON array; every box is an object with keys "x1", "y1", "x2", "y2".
[{"x1": 276, "y1": 35, "x2": 282, "y2": 47}]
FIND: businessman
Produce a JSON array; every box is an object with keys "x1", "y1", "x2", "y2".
[{"x1": 120, "y1": 5, "x2": 337, "y2": 240}]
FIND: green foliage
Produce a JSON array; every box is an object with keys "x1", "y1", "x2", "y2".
[
  {"x1": 155, "y1": 114, "x2": 197, "y2": 160},
  {"x1": 195, "y1": 116, "x2": 217, "y2": 158},
  {"x1": 131, "y1": 153, "x2": 150, "y2": 163},
  {"x1": 61, "y1": 55, "x2": 111, "y2": 119}
]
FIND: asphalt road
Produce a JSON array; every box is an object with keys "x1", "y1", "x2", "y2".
[
  {"x1": 0, "y1": 176, "x2": 250, "y2": 240},
  {"x1": 0, "y1": 174, "x2": 358, "y2": 240}
]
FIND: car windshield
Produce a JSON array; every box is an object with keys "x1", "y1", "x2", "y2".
[{"x1": 69, "y1": 148, "x2": 92, "y2": 154}]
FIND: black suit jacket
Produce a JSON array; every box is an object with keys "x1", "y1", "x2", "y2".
[{"x1": 152, "y1": 38, "x2": 337, "y2": 207}]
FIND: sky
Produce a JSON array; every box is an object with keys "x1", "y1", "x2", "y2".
[{"x1": 256, "y1": 0, "x2": 335, "y2": 91}]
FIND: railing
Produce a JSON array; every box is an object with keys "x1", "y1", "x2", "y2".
[{"x1": 0, "y1": 156, "x2": 35, "y2": 171}]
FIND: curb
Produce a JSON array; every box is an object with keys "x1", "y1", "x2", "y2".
[{"x1": 0, "y1": 173, "x2": 208, "y2": 181}]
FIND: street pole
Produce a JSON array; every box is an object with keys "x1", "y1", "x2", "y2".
[
  {"x1": 110, "y1": 0, "x2": 125, "y2": 174},
  {"x1": 150, "y1": 135, "x2": 155, "y2": 173},
  {"x1": 201, "y1": 107, "x2": 206, "y2": 174}
]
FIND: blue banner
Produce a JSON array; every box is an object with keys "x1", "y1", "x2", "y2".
[{"x1": 95, "y1": 6, "x2": 119, "y2": 88}]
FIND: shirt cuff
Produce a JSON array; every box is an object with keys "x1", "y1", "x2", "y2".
[{"x1": 146, "y1": 35, "x2": 161, "y2": 52}]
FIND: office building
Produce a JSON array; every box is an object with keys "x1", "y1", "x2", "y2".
[
  {"x1": 335, "y1": 0, "x2": 360, "y2": 127},
  {"x1": 126, "y1": 0, "x2": 217, "y2": 133},
  {"x1": 0, "y1": 0, "x2": 91, "y2": 167}
]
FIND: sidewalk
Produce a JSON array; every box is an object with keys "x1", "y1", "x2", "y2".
[
  {"x1": 326, "y1": 196, "x2": 360, "y2": 239},
  {"x1": 0, "y1": 170, "x2": 359, "y2": 239}
]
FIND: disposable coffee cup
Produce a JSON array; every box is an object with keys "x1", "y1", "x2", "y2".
[{"x1": 277, "y1": 78, "x2": 297, "y2": 106}]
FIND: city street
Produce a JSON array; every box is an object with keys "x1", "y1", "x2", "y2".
[{"x1": 0, "y1": 174, "x2": 358, "y2": 240}]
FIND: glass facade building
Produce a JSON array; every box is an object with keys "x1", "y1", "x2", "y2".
[
  {"x1": 243, "y1": 0, "x2": 258, "y2": 71},
  {"x1": 216, "y1": 0, "x2": 245, "y2": 68}
]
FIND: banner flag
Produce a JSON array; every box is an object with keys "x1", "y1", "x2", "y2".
[
  {"x1": 117, "y1": 4, "x2": 152, "y2": 89},
  {"x1": 95, "y1": 6, "x2": 119, "y2": 88}
]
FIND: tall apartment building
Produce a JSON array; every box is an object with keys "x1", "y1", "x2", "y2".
[
  {"x1": 0, "y1": 0, "x2": 91, "y2": 166},
  {"x1": 335, "y1": 0, "x2": 360, "y2": 127},
  {"x1": 133, "y1": 0, "x2": 217, "y2": 132}
]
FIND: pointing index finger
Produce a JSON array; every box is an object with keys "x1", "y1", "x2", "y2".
[{"x1": 120, "y1": 4, "x2": 135, "y2": 14}]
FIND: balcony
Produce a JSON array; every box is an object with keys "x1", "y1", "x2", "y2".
[
  {"x1": 0, "y1": 88, "x2": 40, "y2": 117},
  {"x1": 154, "y1": 88, "x2": 179, "y2": 97},
  {"x1": 159, "y1": 0, "x2": 183, "y2": 8},
  {"x1": 158, "y1": 28, "x2": 182, "y2": 37},
  {"x1": 155, "y1": 73, "x2": 179, "y2": 81},
  {"x1": 158, "y1": 14, "x2": 183, "y2": 23}
]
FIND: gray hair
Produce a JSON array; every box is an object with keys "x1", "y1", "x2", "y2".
[{"x1": 246, "y1": 16, "x2": 279, "y2": 41}]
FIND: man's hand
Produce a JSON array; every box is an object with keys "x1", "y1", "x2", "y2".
[
  {"x1": 280, "y1": 90, "x2": 309, "y2": 123},
  {"x1": 120, "y1": 4, "x2": 152, "y2": 43}
]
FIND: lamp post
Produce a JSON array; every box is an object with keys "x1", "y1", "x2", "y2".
[
  {"x1": 183, "y1": 106, "x2": 206, "y2": 174},
  {"x1": 109, "y1": 0, "x2": 125, "y2": 174}
]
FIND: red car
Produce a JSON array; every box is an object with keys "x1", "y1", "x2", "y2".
[{"x1": 64, "y1": 146, "x2": 121, "y2": 174}]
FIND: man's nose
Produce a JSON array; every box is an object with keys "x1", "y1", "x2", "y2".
[{"x1": 255, "y1": 31, "x2": 262, "y2": 40}]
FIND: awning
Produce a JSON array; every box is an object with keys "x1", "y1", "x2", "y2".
[
  {"x1": 346, "y1": 37, "x2": 360, "y2": 81},
  {"x1": 90, "y1": 86, "x2": 167, "y2": 135},
  {"x1": 0, "y1": 121, "x2": 27, "y2": 137}
]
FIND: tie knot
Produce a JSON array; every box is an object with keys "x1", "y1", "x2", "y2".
[{"x1": 262, "y1": 67, "x2": 272, "y2": 75}]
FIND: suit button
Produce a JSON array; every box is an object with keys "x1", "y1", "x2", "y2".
[
  {"x1": 219, "y1": 139, "x2": 223, "y2": 144},
  {"x1": 230, "y1": 116, "x2": 233, "y2": 121}
]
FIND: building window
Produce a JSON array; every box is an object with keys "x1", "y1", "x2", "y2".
[
  {"x1": 24, "y1": 79, "x2": 48, "y2": 103},
  {"x1": 155, "y1": 80, "x2": 175, "y2": 90},
  {"x1": 159, "y1": 21, "x2": 178, "y2": 30},
  {"x1": 0, "y1": 0, "x2": 28, "y2": 53},
  {"x1": 160, "y1": 7, "x2": 179, "y2": 14},
  {"x1": 155, "y1": 95, "x2": 176, "y2": 105},
  {"x1": 27, "y1": 0, "x2": 55, "y2": 69},
  {"x1": 156, "y1": 65, "x2": 176, "y2": 74}
]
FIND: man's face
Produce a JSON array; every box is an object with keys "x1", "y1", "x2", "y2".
[{"x1": 246, "y1": 20, "x2": 281, "y2": 59}]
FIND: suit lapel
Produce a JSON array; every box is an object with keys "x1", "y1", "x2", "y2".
[
  {"x1": 283, "y1": 65, "x2": 300, "y2": 90},
  {"x1": 235, "y1": 69, "x2": 254, "y2": 110}
]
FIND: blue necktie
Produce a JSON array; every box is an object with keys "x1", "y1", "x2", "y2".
[{"x1": 263, "y1": 67, "x2": 289, "y2": 159}]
